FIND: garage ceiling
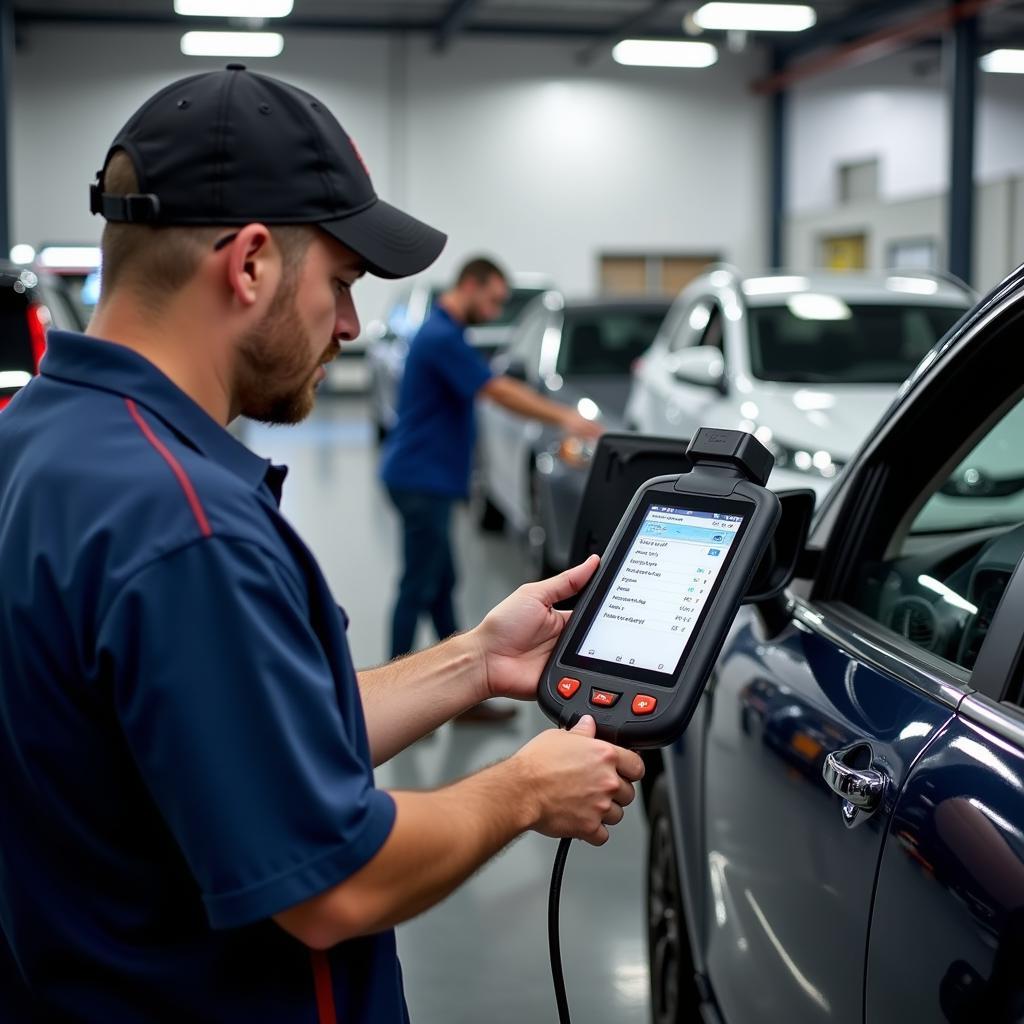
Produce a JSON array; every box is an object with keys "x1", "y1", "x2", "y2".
[{"x1": 12, "y1": 1, "x2": 1024, "y2": 59}]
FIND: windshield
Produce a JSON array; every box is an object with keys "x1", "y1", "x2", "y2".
[
  {"x1": 748, "y1": 302, "x2": 965, "y2": 384},
  {"x1": 427, "y1": 286, "x2": 549, "y2": 328},
  {"x1": 557, "y1": 307, "x2": 668, "y2": 376}
]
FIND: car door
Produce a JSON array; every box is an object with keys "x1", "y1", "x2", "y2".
[
  {"x1": 697, "y1": 279, "x2": 1024, "y2": 1024},
  {"x1": 862, "y1": 397, "x2": 1024, "y2": 1018},
  {"x1": 479, "y1": 303, "x2": 549, "y2": 529}
]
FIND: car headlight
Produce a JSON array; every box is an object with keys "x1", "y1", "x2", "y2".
[
  {"x1": 765, "y1": 437, "x2": 843, "y2": 479},
  {"x1": 557, "y1": 436, "x2": 596, "y2": 470}
]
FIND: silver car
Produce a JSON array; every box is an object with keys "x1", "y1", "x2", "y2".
[
  {"x1": 366, "y1": 274, "x2": 552, "y2": 440},
  {"x1": 474, "y1": 292, "x2": 670, "y2": 576},
  {"x1": 625, "y1": 267, "x2": 973, "y2": 502}
]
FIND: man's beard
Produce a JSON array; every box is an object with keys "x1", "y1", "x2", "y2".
[{"x1": 236, "y1": 284, "x2": 332, "y2": 425}]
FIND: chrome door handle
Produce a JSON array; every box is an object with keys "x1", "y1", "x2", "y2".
[{"x1": 823, "y1": 747, "x2": 886, "y2": 813}]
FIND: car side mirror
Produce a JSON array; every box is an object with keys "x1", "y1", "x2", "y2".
[
  {"x1": 743, "y1": 488, "x2": 816, "y2": 604},
  {"x1": 671, "y1": 346, "x2": 726, "y2": 391}
]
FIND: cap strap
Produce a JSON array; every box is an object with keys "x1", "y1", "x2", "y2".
[{"x1": 90, "y1": 184, "x2": 161, "y2": 223}]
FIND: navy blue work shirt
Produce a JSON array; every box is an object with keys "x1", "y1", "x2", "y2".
[
  {"x1": 379, "y1": 306, "x2": 493, "y2": 498},
  {"x1": 0, "y1": 331, "x2": 405, "y2": 1023}
]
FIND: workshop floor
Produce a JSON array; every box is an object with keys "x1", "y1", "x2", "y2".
[{"x1": 242, "y1": 395, "x2": 651, "y2": 1024}]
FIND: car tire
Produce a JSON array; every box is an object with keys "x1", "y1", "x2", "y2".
[
  {"x1": 527, "y1": 470, "x2": 557, "y2": 580},
  {"x1": 647, "y1": 775, "x2": 703, "y2": 1024},
  {"x1": 469, "y1": 451, "x2": 505, "y2": 533}
]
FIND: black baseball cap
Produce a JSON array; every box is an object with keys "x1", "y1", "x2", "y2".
[{"x1": 90, "y1": 64, "x2": 446, "y2": 279}]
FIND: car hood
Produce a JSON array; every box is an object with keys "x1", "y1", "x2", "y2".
[
  {"x1": 749, "y1": 383, "x2": 897, "y2": 462},
  {"x1": 552, "y1": 375, "x2": 631, "y2": 425}
]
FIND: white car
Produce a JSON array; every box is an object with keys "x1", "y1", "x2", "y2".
[{"x1": 625, "y1": 268, "x2": 974, "y2": 502}]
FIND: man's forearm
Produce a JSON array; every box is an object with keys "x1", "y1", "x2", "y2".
[
  {"x1": 482, "y1": 376, "x2": 569, "y2": 428},
  {"x1": 358, "y1": 633, "x2": 488, "y2": 766}
]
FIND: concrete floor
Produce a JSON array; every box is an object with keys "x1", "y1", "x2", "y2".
[{"x1": 241, "y1": 396, "x2": 651, "y2": 1024}]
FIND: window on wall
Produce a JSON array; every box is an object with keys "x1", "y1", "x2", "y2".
[
  {"x1": 838, "y1": 158, "x2": 880, "y2": 204},
  {"x1": 820, "y1": 234, "x2": 868, "y2": 271},
  {"x1": 887, "y1": 238, "x2": 939, "y2": 272},
  {"x1": 599, "y1": 254, "x2": 720, "y2": 298}
]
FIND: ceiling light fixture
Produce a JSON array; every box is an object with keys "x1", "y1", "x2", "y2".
[
  {"x1": 612, "y1": 39, "x2": 719, "y2": 68},
  {"x1": 693, "y1": 3, "x2": 817, "y2": 32},
  {"x1": 180, "y1": 31, "x2": 284, "y2": 57},
  {"x1": 174, "y1": 0, "x2": 293, "y2": 16},
  {"x1": 980, "y1": 49, "x2": 1024, "y2": 74}
]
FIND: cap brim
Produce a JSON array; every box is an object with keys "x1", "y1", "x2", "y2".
[{"x1": 320, "y1": 198, "x2": 446, "y2": 280}]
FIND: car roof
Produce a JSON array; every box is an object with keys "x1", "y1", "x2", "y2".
[
  {"x1": 692, "y1": 268, "x2": 974, "y2": 308},
  {"x1": 558, "y1": 296, "x2": 673, "y2": 314}
]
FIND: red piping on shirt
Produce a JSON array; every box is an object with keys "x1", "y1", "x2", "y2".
[
  {"x1": 124, "y1": 398, "x2": 213, "y2": 539},
  {"x1": 311, "y1": 950, "x2": 338, "y2": 1023}
]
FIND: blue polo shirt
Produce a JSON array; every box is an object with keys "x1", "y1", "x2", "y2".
[
  {"x1": 380, "y1": 306, "x2": 493, "y2": 498},
  {"x1": 0, "y1": 332, "x2": 405, "y2": 1023}
]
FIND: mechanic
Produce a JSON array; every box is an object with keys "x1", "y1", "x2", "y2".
[
  {"x1": 380, "y1": 258, "x2": 603, "y2": 722},
  {"x1": 0, "y1": 67, "x2": 643, "y2": 1023}
]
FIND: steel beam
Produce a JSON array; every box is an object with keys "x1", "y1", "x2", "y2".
[
  {"x1": 576, "y1": 0, "x2": 679, "y2": 65},
  {"x1": 768, "y1": 50, "x2": 787, "y2": 269},
  {"x1": 433, "y1": 0, "x2": 481, "y2": 52},
  {"x1": 0, "y1": 0, "x2": 10, "y2": 256},
  {"x1": 947, "y1": 11, "x2": 978, "y2": 285},
  {"x1": 753, "y1": 0, "x2": 1006, "y2": 95}
]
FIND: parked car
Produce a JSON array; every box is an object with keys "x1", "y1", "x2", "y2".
[
  {"x1": 474, "y1": 292, "x2": 670, "y2": 575},
  {"x1": 646, "y1": 261, "x2": 1024, "y2": 1024},
  {"x1": 626, "y1": 268, "x2": 973, "y2": 502},
  {"x1": 0, "y1": 263, "x2": 82, "y2": 411},
  {"x1": 366, "y1": 273, "x2": 553, "y2": 439}
]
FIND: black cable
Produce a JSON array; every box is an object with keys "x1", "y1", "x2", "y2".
[{"x1": 548, "y1": 836, "x2": 573, "y2": 1024}]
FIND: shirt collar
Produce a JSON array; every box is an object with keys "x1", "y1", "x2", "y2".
[{"x1": 41, "y1": 331, "x2": 287, "y2": 498}]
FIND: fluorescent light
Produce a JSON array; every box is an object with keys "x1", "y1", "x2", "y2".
[
  {"x1": 0, "y1": 371, "x2": 32, "y2": 389},
  {"x1": 694, "y1": 3, "x2": 817, "y2": 32},
  {"x1": 981, "y1": 49, "x2": 1024, "y2": 74},
  {"x1": 787, "y1": 293, "x2": 851, "y2": 321},
  {"x1": 180, "y1": 31, "x2": 284, "y2": 57},
  {"x1": 612, "y1": 39, "x2": 718, "y2": 68},
  {"x1": 174, "y1": 0, "x2": 293, "y2": 15},
  {"x1": 742, "y1": 275, "x2": 809, "y2": 296},
  {"x1": 887, "y1": 276, "x2": 939, "y2": 295},
  {"x1": 10, "y1": 244, "x2": 35, "y2": 265},
  {"x1": 37, "y1": 246, "x2": 101, "y2": 269}
]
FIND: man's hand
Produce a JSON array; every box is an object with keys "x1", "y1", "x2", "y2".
[
  {"x1": 471, "y1": 555, "x2": 599, "y2": 701},
  {"x1": 514, "y1": 715, "x2": 644, "y2": 846},
  {"x1": 561, "y1": 410, "x2": 604, "y2": 441}
]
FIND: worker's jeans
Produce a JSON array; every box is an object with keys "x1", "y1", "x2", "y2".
[{"x1": 387, "y1": 487, "x2": 458, "y2": 658}]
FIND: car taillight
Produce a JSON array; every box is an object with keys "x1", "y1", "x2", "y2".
[
  {"x1": 27, "y1": 304, "x2": 52, "y2": 371},
  {"x1": 0, "y1": 396, "x2": 10, "y2": 411}
]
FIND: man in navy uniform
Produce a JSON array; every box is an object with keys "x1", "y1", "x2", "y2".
[{"x1": 0, "y1": 67, "x2": 642, "y2": 1022}]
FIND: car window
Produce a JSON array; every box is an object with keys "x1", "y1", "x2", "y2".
[
  {"x1": 748, "y1": 302, "x2": 965, "y2": 384},
  {"x1": 668, "y1": 298, "x2": 722, "y2": 355},
  {"x1": 842, "y1": 391, "x2": 1024, "y2": 673},
  {"x1": 494, "y1": 287, "x2": 549, "y2": 326},
  {"x1": 557, "y1": 308, "x2": 668, "y2": 376},
  {"x1": 506, "y1": 304, "x2": 548, "y2": 374}
]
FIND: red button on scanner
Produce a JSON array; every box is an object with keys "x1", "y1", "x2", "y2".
[
  {"x1": 632, "y1": 694, "x2": 657, "y2": 716},
  {"x1": 590, "y1": 689, "x2": 621, "y2": 708},
  {"x1": 557, "y1": 677, "x2": 581, "y2": 699}
]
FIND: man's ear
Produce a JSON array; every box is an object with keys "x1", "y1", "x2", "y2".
[{"x1": 222, "y1": 223, "x2": 277, "y2": 308}]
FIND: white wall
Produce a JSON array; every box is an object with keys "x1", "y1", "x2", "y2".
[{"x1": 11, "y1": 25, "x2": 769, "y2": 325}]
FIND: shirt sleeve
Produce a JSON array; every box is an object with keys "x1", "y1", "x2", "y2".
[
  {"x1": 96, "y1": 537, "x2": 396, "y2": 930},
  {"x1": 429, "y1": 329, "x2": 494, "y2": 400}
]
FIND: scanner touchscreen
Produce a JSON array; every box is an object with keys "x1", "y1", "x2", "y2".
[{"x1": 576, "y1": 503, "x2": 747, "y2": 677}]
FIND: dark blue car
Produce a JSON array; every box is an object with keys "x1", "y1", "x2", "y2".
[{"x1": 647, "y1": 263, "x2": 1024, "y2": 1024}]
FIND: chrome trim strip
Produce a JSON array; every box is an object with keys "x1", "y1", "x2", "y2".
[
  {"x1": 959, "y1": 693, "x2": 1024, "y2": 749},
  {"x1": 788, "y1": 596, "x2": 969, "y2": 709}
]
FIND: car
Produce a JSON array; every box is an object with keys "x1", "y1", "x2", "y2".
[
  {"x1": 625, "y1": 268, "x2": 973, "y2": 502},
  {"x1": 33, "y1": 244, "x2": 102, "y2": 328},
  {"x1": 473, "y1": 292, "x2": 671, "y2": 576},
  {"x1": 644, "y1": 261, "x2": 1024, "y2": 1024},
  {"x1": 0, "y1": 263, "x2": 82, "y2": 411},
  {"x1": 366, "y1": 273, "x2": 553, "y2": 439}
]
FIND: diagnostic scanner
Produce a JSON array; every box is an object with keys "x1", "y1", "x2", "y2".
[{"x1": 539, "y1": 428, "x2": 781, "y2": 749}]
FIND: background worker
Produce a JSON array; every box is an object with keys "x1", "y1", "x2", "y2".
[{"x1": 380, "y1": 258, "x2": 603, "y2": 723}]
